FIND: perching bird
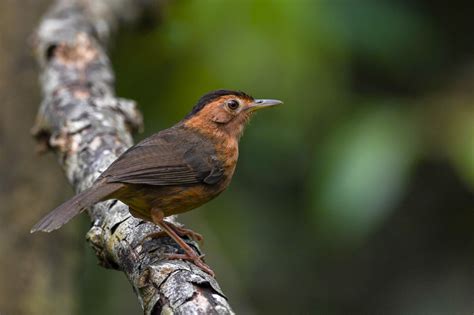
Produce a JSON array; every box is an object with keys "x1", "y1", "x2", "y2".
[{"x1": 31, "y1": 90, "x2": 281, "y2": 276}]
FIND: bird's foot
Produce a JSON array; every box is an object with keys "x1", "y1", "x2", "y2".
[
  {"x1": 149, "y1": 209, "x2": 213, "y2": 276},
  {"x1": 165, "y1": 253, "x2": 215, "y2": 277},
  {"x1": 168, "y1": 223, "x2": 204, "y2": 244},
  {"x1": 140, "y1": 224, "x2": 203, "y2": 245}
]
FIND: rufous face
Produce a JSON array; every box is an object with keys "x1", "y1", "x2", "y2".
[{"x1": 185, "y1": 95, "x2": 282, "y2": 139}]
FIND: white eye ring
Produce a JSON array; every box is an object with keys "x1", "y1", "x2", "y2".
[{"x1": 226, "y1": 100, "x2": 239, "y2": 111}]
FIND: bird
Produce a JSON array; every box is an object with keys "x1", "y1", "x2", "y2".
[{"x1": 31, "y1": 89, "x2": 282, "y2": 276}]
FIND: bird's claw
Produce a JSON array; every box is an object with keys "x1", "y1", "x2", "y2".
[
  {"x1": 139, "y1": 226, "x2": 203, "y2": 246},
  {"x1": 170, "y1": 224, "x2": 204, "y2": 244},
  {"x1": 165, "y1": 253, "x2": 214, "y2": 277}
]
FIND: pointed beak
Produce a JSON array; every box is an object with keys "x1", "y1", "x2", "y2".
[{"x1": 247, "y1": 99, "x2": 283, "y2": 112}]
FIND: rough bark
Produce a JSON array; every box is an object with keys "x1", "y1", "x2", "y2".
[{"x1": 32, "y1": 0, "x2": 233, "y2": 314}]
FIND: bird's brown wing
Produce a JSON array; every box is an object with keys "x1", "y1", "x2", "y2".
[{"x1": 100, "y1": 128, "x2": 224, "y2": 186}]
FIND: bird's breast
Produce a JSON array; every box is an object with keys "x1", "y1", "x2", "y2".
[{"x1": 216, "y1": 137, "x2": 239, "y2": 183}]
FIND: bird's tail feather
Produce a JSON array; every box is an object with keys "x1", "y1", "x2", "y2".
[{"x1": 31, "y1": 183, "x2": 122, "y2": 233}]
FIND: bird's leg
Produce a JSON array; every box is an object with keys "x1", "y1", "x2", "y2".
[{"x1": 150, "y1": 208, "x2": 214, "y2": 277}]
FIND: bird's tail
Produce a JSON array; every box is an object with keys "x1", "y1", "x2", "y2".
[{"x1": 31, "y1": 182, "x2": 123, "y2": 233}]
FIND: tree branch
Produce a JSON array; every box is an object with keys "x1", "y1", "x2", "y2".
[{"x1": 31, "y1": 0, "x2": 234, "y2": 314}]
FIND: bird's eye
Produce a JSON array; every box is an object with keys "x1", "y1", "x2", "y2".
[{"x1": 226, "y1": 100, "x2": 239, "y2": 111}]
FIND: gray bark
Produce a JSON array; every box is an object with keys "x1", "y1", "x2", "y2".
[{"x1": 32, "y1": 0, "x2": 233, "y2": 314}]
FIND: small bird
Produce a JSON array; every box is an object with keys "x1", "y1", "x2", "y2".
[{"x1": 31, "y1": 89, "x2": 281, "y2": 276}]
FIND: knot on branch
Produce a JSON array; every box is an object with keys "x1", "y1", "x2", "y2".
[
  {"x1": 33, "y1": 1, "x2": 100, "y2": 64},
  {"x1": 53, "y1": 32, "x2": 98, "y2": 67},
  {"x1": 86, "y1": 225, "x2": 120, "y2": 269}
]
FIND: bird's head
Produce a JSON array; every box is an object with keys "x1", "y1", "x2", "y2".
[{"x1": 184, "y1": 90, "x2": 282, "y2": 140}]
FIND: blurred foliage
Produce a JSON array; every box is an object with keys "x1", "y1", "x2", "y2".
[
  {"x1": 107, "y1": 0, "x2": 474, "y2": 314},
  {"x1": 313, "y1": 104, "x2": 420, "y2": 243}
]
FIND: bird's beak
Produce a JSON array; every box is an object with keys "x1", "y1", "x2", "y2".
[{"x1": 247, "y1": 99, "x2": 283, "y2": 112}]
